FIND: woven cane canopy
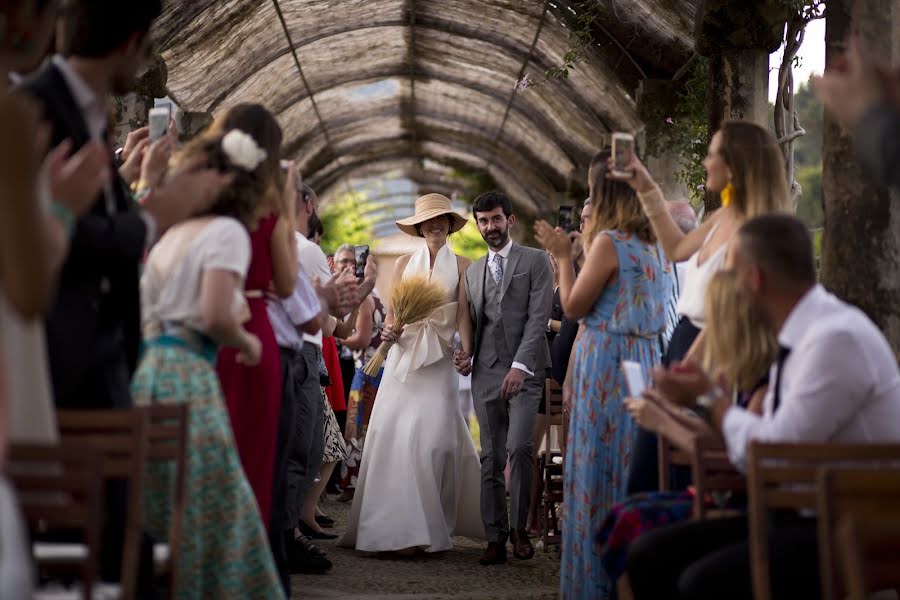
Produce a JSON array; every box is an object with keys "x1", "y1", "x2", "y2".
[{"x1": 155, "y1": 0, "x2": 698, "y2": 212}]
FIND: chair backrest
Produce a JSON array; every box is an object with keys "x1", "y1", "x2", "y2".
[
  {"x1": 544, "y1": 379, "x2": 568, "y2": 457},
  {"x1": 747, "y1": 442, "x2": 900, "y2": 600},
  {"x1": 7, "y1": 442, "x2": 104, "y2": 600},
  {"x1": 837, "y1": 514, "x2": 900, "y2": 600},
  {"x1": 57, "y1": 409, "x2": 149, "y2": 600},
  {"x1": 816, "y1": 466, "x2": 900, "y2": 600},
  {"x1": 689, "y1": 434, "x2": 745, "y2": 519},
  {"x1": 140, "y1": 404, "x2": 189, "y2": 593}
]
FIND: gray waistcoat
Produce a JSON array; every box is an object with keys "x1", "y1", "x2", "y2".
[{"x1": 478, "y1": 267, "x2": 513, "y2": 368}]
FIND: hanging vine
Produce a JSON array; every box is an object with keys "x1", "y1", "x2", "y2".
[{"x1": 773, "y1": 0, "x2": 825, "y2": 209}]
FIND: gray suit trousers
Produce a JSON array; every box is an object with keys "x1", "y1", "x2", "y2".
[{"x1": 471, "y1": 362, "x2": 543, "y2": 542}]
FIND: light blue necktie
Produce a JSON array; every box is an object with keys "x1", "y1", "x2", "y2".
[{"x1": 491, "y1": 253, "x2": 504, "y2": 285}]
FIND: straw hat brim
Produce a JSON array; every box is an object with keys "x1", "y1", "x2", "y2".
[{"x1": 396, "y1": 209, "x2": 469, "y2": 237}]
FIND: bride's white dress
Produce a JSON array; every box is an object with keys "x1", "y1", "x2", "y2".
[{"x1": 340, "y1": 244, "x2": 485, "y2": 552}]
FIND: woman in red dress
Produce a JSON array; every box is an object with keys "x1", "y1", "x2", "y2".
[{"x1": 214, "y1": 105, "x2": 297, "y2": 526}]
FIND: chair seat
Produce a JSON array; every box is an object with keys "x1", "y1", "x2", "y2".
[
  {"x1": 33, "y1": 542, "x2": 89, "y2": 563},
  {"x1": 34, "y1": 582, "x2": 122, "y2": 600}
]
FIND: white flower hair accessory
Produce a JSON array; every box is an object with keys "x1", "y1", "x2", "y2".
[{"x1": 221, "y1": 129, "x2": 268, "y2": 172}]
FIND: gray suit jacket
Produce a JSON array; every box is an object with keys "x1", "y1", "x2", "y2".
[{"x1": 464, "y1": 243, "x2": 553, "y2": 374}]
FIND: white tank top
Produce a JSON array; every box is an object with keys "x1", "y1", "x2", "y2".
[{"x1": 676, "y1": 225, "x2": 729, "y2": 328}]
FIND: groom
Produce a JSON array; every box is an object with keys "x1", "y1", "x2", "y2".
[{"x1": 455, "y1": 191, "x2": 552, "y2": 565}]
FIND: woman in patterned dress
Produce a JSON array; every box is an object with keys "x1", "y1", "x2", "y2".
[
  {"x1": 131, "y1": 129, "x2": 284, "y2": 598},
  {"x1": 535, "y1": 148, "x2": 674, "y2": 600}
]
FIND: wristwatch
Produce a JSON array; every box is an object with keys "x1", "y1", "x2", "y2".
[{"x1": 692, "y1": 388, "x2": 722, "y2": 424}]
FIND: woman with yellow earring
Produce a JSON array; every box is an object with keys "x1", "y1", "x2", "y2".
[{"x1": 606, "y1": 120, "x2": 793, "y2": 495}]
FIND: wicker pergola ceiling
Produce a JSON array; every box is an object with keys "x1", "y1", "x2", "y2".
[{"x1": 155, "y1": 0, "x2": 698, "y2": 211}]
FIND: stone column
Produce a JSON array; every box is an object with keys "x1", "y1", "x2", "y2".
[
  {"x1": 111, "y1": 54, "x2": 168, "y2": 148},
  {"x1": 175, "y1": 109, "x2": 214, "y2": 142},
  {"x1": 820, "y1": 0, "x2": 900, "y2": 355},
  {"x1": 694, "y1": 0, "x2": 787, "y2": 212}
]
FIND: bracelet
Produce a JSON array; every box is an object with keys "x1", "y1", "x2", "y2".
[
  {"x1": 50, "y1": 202, "x2": 75, "y2": 237},
  {"x1": 637, "y1": 185, "x2": 667, "y2": 219},
  {"x1": 131, "y1": 179, "x2": 152, "y2": 197}
]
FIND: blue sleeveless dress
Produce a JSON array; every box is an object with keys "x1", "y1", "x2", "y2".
[{"x1": 561, "y1": 231, "x2": 673, "y2": 600}]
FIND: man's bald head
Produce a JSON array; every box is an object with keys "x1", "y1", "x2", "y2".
[{"x1": 668, "y1": 201, "x2": 698, "y2": 235}]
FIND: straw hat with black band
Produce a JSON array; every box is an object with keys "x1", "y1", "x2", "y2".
[{"x1": 395, "y1": 193, "x2": 468, "y2": 237}]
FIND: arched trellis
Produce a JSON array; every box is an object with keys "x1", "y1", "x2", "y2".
[{"x1": 155, "y1": 0, "x2": 698, "y2": 217}]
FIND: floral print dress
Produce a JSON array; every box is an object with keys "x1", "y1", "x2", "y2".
[{"x1": 561, "y1": 231, "x2": 673, "y2": 600}]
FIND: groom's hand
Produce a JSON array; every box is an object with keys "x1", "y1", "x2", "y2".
[
  {"x1": 501, "y1": 368, "x2": 527, "y2": 400},
  {"x1": 453, "y1": 349, "x2": 472, "y2": 376}
]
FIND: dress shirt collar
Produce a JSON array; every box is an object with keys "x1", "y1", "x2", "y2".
[
  {"x1": 777, "y1": 283, "x2": 825, "y2": 348},
  {"x1": 488, "y1": 239, "x2": 514, "y2": 262},
  {"x1": 51, "y1": 55, "x2": 106, "y2": 139}
]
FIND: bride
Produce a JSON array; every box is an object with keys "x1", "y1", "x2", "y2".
[{"x1": 340, "y1": 194, "x2": 485, "y2": 553}]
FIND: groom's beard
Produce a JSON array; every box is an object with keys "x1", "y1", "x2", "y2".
[{"x1": 482, "y1": 226, "x2": 509, "y2": 250}]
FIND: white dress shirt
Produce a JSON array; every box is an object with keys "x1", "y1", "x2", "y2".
[
  {"x1": 487, "y1": 239, "x2": 534, "y2": 377},
  {"x1": 267, "y1": 268, "x2": 321, "y2": 352},
  {"x1": 722, "y1": 284, "x2": 900, "y2": 471},
  {"x1": 295, "y1": 232, "x2": 332, "y2": 347}
]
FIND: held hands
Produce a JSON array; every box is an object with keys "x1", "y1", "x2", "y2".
[
  {"x1": 315, "y1": 271, "x2": 358, "y2": 317},
  {"x1": 533, "y1": 220, "x2": 572, "y2": 259},
  {"x1": 118, "y1": 126, "x2": 149, "y2": 184},
  {"x1": 139, "y1": 123, "x2": 177, "y2": 188},
  {"x1": 624, "y1": 390, "x2": 669, "y2": 433},
  {"x1": 453, "y1": 348, "x2": 472, "y2": 376},
  {"x1": 363, "y1": 254, "x2": 377, "y2": 284},
  {"x1": 501, "y1": 367, "x2": 527, "y2": 401}
]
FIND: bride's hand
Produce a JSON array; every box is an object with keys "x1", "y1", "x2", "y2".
[{"x1": 381, "y1": 324, "x2": 404, "y2": 343}]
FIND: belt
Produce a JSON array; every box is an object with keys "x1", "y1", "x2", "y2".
[
  {"x1": 145, "y1": 321, "x2": 218, "y2": 364},
  {"x1": 245, "y1": 290, "x2": 265, "y2": 299}
]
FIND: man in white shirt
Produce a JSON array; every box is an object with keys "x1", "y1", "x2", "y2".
[
  {"x1": 626, "y1": 214, "x2": 900, "y2": 600},
  {"x1": 279, "y1": 180, "x2": 376, "y2": 575}
]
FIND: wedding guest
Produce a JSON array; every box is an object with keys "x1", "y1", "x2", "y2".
[
  {"x1": 131, "y1": 129, "x2": 284, "y2": 599},
  {"x1": 595, "y1": 269, "x2": 777, "y2": 595},
  {"x1": 20, "y1": 2, "x2": 228, "y2": 593},
  {"x1": 215, "y1": 104, "x2": 297, "y2": 530},
  {"x1": 626, "y1": 214, "x2": 900, "y2": 600},
  {"x1": 535, "y1": 148, "x2": 674, "y2": 600},
  {"x1": 613, "y1": 121, "x2": 792, "y2": 496},
  {"x1": 0, "y1": 0, "x2": 106, "y2": 456},
  {"x1": 336, "y1": 244, "x2": 387, "y2": 503}
]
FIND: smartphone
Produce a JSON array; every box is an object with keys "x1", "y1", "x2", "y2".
[
  {"x1": 557, "y1": 205, "x2": 576, "y2": 233},
  {"x1": 354, "y1": 245, "x2": 369, "y2": 279},
  {"x1": 621, "y1": 360, "x2": 647, "y2": 397},
  {"x1": 148, "y1": 104, "x2": 171, "y2": 142},
  {"x1": 611, "y1": 132, "x2": 635, "y2": 178}
]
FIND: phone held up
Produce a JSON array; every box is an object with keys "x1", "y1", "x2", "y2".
[
  {"x1": 611, "y1": 132, "x2": 635, "y2": 178},
  {"x1": 148, "y1": 103, "x2": 172, "y2": 142},
  {"x1": 354, "y1": 245, "x2": 369, "y2": 280},
  {"x1": 557, "y1": 205, "x2": 576, "y2": 233}
]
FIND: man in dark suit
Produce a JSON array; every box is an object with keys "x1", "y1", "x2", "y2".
[{"x1": 20, "y1": 1, "x2": 228, "y2": 593}]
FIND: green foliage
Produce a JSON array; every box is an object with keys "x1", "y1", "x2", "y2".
[
  {"x1": 644, "y1": 57, "x2": 711, "y2": 205},
  {"x1": 318, "y1": 190, "x2": 378, "y2": 256},
  {"x1": 796, "y1": 165, "x2": 823, "y2": 228},
  {"x1": 449, "y1": 219, "x2": 488, "y2": 262},
  {"x1": 543, "y1": 0, "x2": 603, "y2": 81}
]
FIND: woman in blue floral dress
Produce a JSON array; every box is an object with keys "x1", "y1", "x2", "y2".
[{"x1": 535, "y1": 149, "x2": 674, "y2": 600}]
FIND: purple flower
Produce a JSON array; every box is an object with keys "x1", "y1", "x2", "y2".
[
  {"x1": 665, "y1": 117, "x2": 675, "y2": 125},
  {"x1": 515, "y1": 73, "x2": 534, "y2": 92}
]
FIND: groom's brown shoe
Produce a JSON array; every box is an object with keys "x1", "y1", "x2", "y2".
[
  {"x1": 478, "y1": 541, "x2": 507, "y2": 566},
  {"x1": 510, "y1": 529, "x2": 535, "y2": 560}
]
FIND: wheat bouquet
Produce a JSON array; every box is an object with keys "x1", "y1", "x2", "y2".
[{"x1": 362, "y1": 274, "x2": 447, "y2": 376}]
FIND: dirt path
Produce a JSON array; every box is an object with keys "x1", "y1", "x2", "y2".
[{"x1": 290, "y1": 495, "x2": 561, "y2": 600}]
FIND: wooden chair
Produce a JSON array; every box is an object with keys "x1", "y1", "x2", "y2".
[
  {"x1": 6, "y1": 442, "x2": 104, "y2": 600},
  {"x1": 837, "y1": 514, "x2": 900, "y2": 600},
  {"x1": 54, "y1": 410, "x2": 149, "y2": 600},
  {"x1": 747, "y1": 442, "x2": 900, "y2": 600},
  {"x1": 540, "y1": 379, "x2": 567, "y2": 552},
  {"x1": 815, "y1": 466, "x2": 900, "y2": 600},
  {"x1": 140, "y1": 404, "x2": 189, "y2": 599}
]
